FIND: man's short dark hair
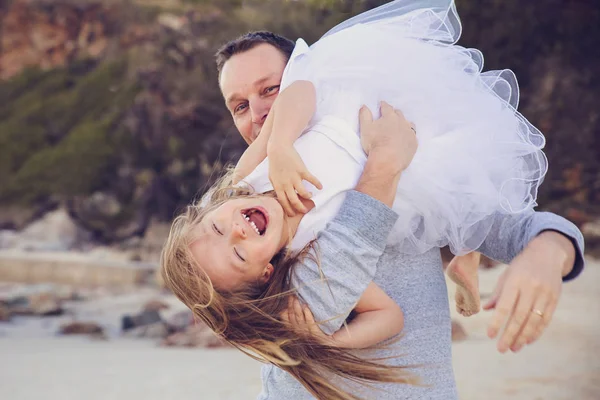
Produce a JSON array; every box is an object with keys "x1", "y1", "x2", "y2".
[{"x1": 215, "y1": 31, "x2": 295, "y2": 75}]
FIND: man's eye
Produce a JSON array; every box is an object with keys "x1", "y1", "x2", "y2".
[
  {"x1": 212, "y1": 223, "x2": 223, "y2": 235},
  {"x1": 234, "y1": 103, "x2": 248, "y2": 114},
  {"x1": 265, "y1": 85, "x2": 280, "y2": 95},
  {"x1": 234, "y1": 247, "x2": 245, "y2": 262}
]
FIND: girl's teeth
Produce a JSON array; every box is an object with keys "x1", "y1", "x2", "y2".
[
  {"x1": 250, "y1": 221, "x2": 260, "y2": 235},
  {"x1": 242, "y1": 211, "x2": 260, "y2": 234}
]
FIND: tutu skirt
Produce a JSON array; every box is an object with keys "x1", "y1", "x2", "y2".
[{"x1": 279, "y1": 0, "x2": 547, "y2": 255}]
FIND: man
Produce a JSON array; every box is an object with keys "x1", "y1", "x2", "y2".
[
  {"x1": 215, "y1": 31, "x2": 585, "y2": 398},
  {"x1": 216, "y1": 31, "x2": 294, "y2": 145}
]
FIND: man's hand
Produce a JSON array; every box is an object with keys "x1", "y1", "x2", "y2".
[
  {"x1": 268, "y1": 142, "x2": 322, "y2": 216},
  {"x1": 355, "y1": 102, "x2": 417, "y2": 207},
  {"x1": 359, "y1": 101, "x2": 417, "y2": 171},
  {"x1": 484, "y1": 231, "x2": 576, "y2": 353}
]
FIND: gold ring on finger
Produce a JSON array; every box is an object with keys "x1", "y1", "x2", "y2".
[{"x1": 531, "y1": 308, "x2": 544, "y2": 317}]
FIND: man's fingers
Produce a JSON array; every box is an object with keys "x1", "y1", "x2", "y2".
[
  {"x1": 483, "y1": 269, "x2": 508, "y2": 310},
  {"x1": 380, "y1": 101, "x2": 395, "y2": 116},
  {"x1": 302, "y1": 171, "x2": 323, "y2": 191},
  {"x1": 482, "y1": 291, "x2": 499, "y2": 311},
  {"x1": 498, "y1": 288, "x2": 535, "y2": 353},
  {"x1": 359, "y1": 105, "x2": 374, "y2": 126},
  {"x1": 528, "y1": 295, "x2": 557, "y2": 344},
  {"x1": 511, "y1": 294, "x2": 549, "y2": 352},
  {"x1": 394, "y1": 108, "x2": 407, "y2": 121},
  {"x1": 487, "y1": 279, "x2": 518, "y2": 339}
]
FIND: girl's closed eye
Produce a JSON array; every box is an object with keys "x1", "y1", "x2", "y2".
[
  {"x1": 212, "y1": 223, "x2": 223, "y2": 235},
  {"x1": 234, "y1": 247, "x2": 245, "y2": 262}
]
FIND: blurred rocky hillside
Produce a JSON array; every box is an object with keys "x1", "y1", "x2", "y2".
[{"x1": 0, "y1": 0, "x2": 598, "y2": 252}]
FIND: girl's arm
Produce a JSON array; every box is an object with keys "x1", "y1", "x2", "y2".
[
  {"x1": 233, "y1": 108, "x2": 275, "y2": 183},
  {"x1": 267, "y1": 80, "x2": 317, "y2": 150},
  {"x1": 287, "y1": 282, "x2": 404, "y2": 349},
  {"x1": 233, "y1": 80, "x2": 320, "y2": 197},
  {"x1": 267, "y1": 80, "x2": 322, "y2": 215}
]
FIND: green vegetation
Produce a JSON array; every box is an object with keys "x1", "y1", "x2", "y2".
[{"x1": 0, "y1": 0, "x2": 598, "y2": 240}]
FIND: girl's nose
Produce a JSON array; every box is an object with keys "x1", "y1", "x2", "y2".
[{"x1": 231, "y1": 222, "x2": 247, "y2": 239}]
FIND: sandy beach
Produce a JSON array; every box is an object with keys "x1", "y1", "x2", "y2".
[{"x1": 1, "y1": 259, "x2": 598, "y2": 400}]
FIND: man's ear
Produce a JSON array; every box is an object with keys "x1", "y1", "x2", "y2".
[{"x1": 261, "y1": 263, "x2": 275, "y2": 284}]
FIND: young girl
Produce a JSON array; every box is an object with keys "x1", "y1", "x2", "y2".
[
  {"x1": 161, "y1": 1, "x2": 547, "y2": 399},
  {"x1": 233, "y1": 0, "x2": 545, "y2": 316}
]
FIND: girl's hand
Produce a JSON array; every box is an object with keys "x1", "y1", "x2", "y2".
[
  {"x1": 268, "y1": 142, "x2": 323, "y2": 216},
  {"x1": 281, "y1": 296, "x2": 332, "y2": 343}
]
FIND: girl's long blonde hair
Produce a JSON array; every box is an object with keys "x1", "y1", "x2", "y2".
[{"x1": 160, "y1": 170, "x2": 416, "y2": 400}]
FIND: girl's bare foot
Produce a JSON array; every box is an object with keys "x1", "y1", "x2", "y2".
[{"x1": 446, "y1": 252, "x2": 481, "y2": 317}]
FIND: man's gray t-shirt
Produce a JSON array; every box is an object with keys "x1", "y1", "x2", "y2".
[{"x1": 258, "y1": 191, "x2": 585, "y2": 399}]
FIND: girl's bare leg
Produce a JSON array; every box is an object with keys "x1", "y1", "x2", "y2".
[{"x1": 446, "y1": 252, "x2": 481, "y2": 317}]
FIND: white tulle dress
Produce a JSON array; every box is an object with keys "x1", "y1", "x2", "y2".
[{"x1": 242, "y1": 0, "x2": 547, "y2": 255}]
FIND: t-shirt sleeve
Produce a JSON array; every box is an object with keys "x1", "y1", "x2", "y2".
[
  {"x1": 291, "y1": 190, "x2": 398, "y2": 334},
  {"x1": 477, "y1": 210, "x2": 585, "y2": 281}
]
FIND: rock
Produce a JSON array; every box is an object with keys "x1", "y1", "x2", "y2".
[
  {"x1": 0, "y1": 230, "x2": 19, "y2": 249},
  {"x1": 5, "y1": 209, "x2": 89, "y2": 252},
  {"x1": 157, "y1": 13, "x2": 187, "y2": 31},
  {"x1": 55, "y1": 287, "x2": 84, "y2": 302},
  {"x1": 566, "y1": 209, "x2": 595, "y2": 227},
  {"x1": 121, "y1": 309, "x2": 162, "y2": 332},
  {"x1": 4, "y1": 291, "x2": 64, "y2": 316},
  {"x1": 29, "y1": 293, "x2": 63, "y2": 316},
  {"x1": 451, "y1": 320, "x2": 468, "y2": 342},
  {"x1": 0, "y1": 206, "x2": 38, "y2": 231},
  {"x1": 143, "y1": 299, "x2": 170, "y2": 312},
  {"x1": 581, "y1": 220, "x2": 600, "y2": 257},
  {"x1": 582, "y1": 220, "x2": 600, "y2": 238},
  {"x1": 123, "y1": 322, "x2": 169, "y2": 339},
  {"x1": 0, "y1": 0, "x2": 117, "y2": 80},
  {"x1": 60, "y1": 322, "x2": 104, "y2": 336},
  {"x1": 161, "y1": 323, "x2": 227, "y2": 348},
  {"x1": 0, "y1": 303, "x2": 11, "y2": 322},
  {"x1": 166, "y1": 310, "x2": 193, "y2": 332},
  {"x1": 4, "y1": 295, "x2": 33, "y2": 315}
]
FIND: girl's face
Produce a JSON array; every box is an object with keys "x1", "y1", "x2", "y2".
[{"x1": 189, "y1": 196, "x2": 290, "y2": 291}]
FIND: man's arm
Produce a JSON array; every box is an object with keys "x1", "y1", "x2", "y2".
[
  {"x1": 476, "y1": 210, "x2": 585, "y2": 353},
  {"x1": 291, "y1": 102, "x2": 416, "y2": 334},
  {"x1": 477, "y1": 210, "x2": 585, "y2": 280}
]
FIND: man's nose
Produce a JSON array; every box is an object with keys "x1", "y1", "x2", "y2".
[{"x1": 250, "y1": 101, "x2": 269, "y2": 125}]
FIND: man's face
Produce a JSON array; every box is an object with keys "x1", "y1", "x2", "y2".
[{"x1": 219, "y1": 44, "x2": 288, "y2": 144}]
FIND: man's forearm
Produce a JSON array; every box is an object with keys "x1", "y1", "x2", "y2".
[
  {"x1": 477, "y1": 210, "x2": 585, "y2": 281},
  {"x1": 534, "y1": 231, "x2": 576, "y2": 277},
  {"x1": 355, "y1": 152, "x2": 403, "y2": 207}
]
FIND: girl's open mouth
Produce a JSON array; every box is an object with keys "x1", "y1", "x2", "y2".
[{"x1": 241, "y1": 208, "x2": 268, "y2": 235}]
